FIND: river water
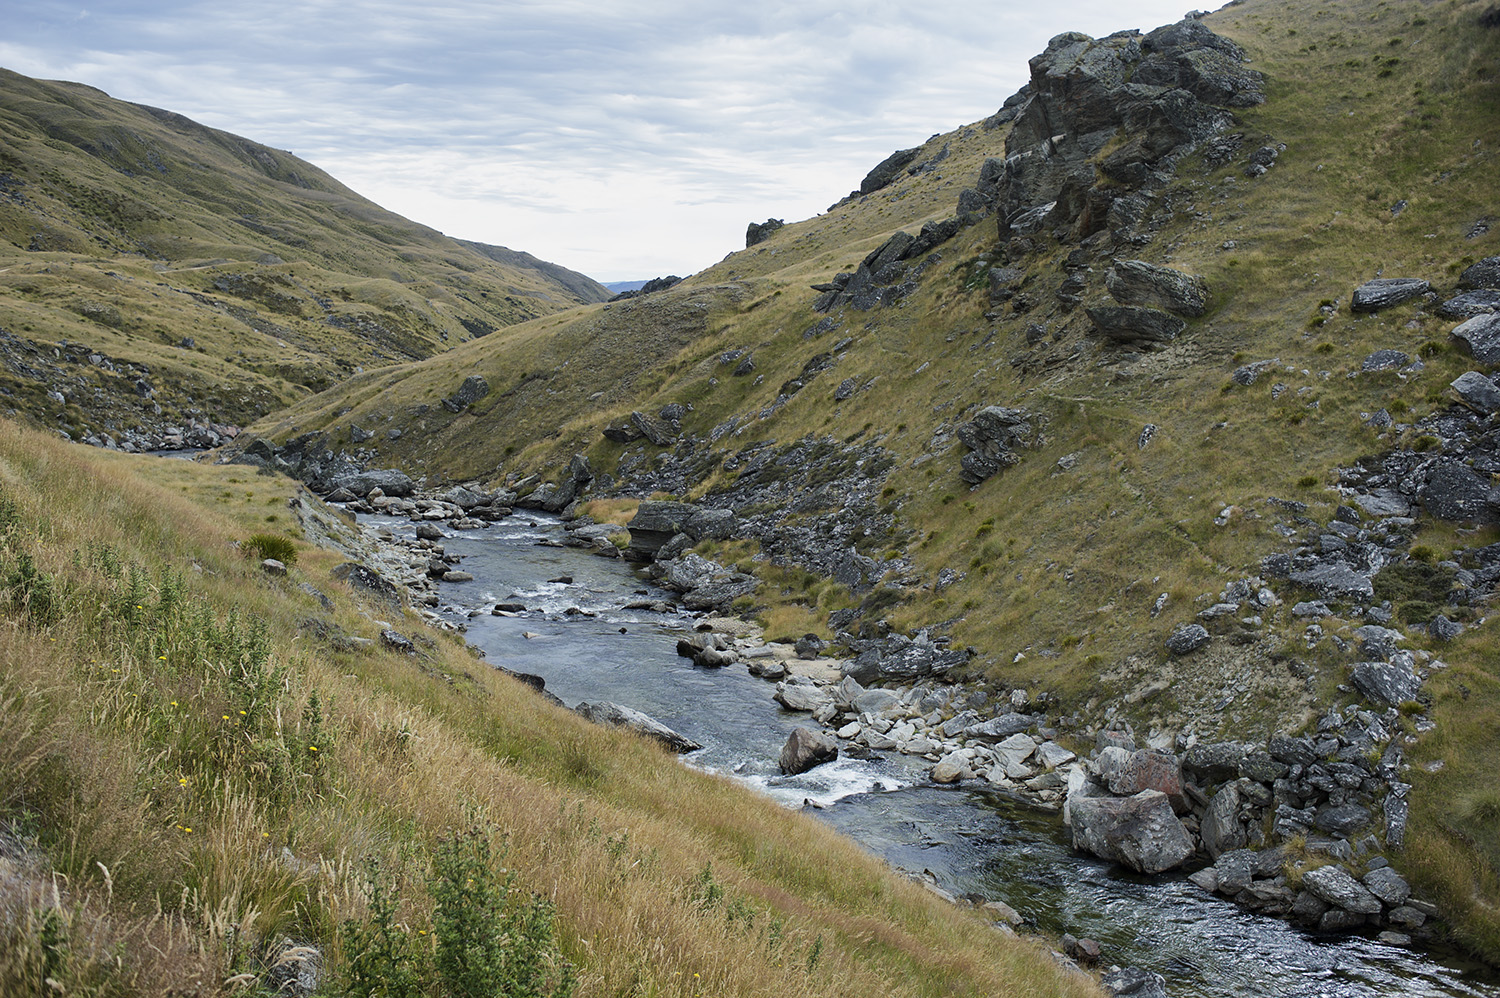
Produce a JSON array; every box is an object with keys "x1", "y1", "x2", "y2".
[{"x1": 373, "y1": 511, "x2": 1499, "y2": 998}]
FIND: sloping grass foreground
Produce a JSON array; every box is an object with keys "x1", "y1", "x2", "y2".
[{"x1": 0, "y1": 418, "x2": 1099, "y2": 997}]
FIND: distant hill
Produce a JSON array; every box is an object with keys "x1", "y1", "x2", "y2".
[
  {"x1": 0, "y1": 67, "x2": 608, "y2": 441},
  {"x1": 603, "y1": 280, "x2": 650, "y2": 293}
]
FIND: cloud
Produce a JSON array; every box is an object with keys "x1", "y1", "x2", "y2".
[{"x1": 2, "y1": 0, "x2": 1194, "y2": 280}]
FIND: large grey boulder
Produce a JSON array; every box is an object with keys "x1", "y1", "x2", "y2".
[
  {"x1": 1166, "y1": 623, "x2": 1210, "y2": 655},
  {"x1": 1351, "y1": 278, "x2": 1430, "y2": 312},
  {"x1": 963, "y1": 713, "x2": 1038, "y2": 741},
  {"x1": 574, "y1": 701, "x2": 702, "y2": 753},
  {"x1": 745, "y1": 218, "x2": 784, "y2": 247},
  {"x1": 627, "y1": 500, "x2": 699, "y2": 556},
  {"x1": 1200, "y1": 782, "x2": 1247, "y2": 858},
  {"x1": 1420, "y1": 459, "x2": 1500, "y2": 524},
  {"x1": 1105, "y1": 260, "x2": 1209, "y2": 316},
  {"x1": 1086, "y1": 305, "x2": 1186, "y2": 344},
  {"x1": 774, "y1": 676, "x2": 835, "y2": 713},
  {"x1": 859, "y1": 148, "x2": 922, "y2": 195},
  {"x1": 335, "y1": 469, "x2": 415, "y2": 498},
  {"x1": 1301, "y1": 865, "x2": 1382, "y2": 914},
  {"x1": 440, "y1": 375, "x2": 490, "y2": 413},
  {"x1": 1459, "y1": 255, "x2": 1500, "y2": 289},
  {"x1": 1069, "y1": 790, "x2": 1195, "y2": 874},
  {"x1": 629, "y1": 410, "x2": 677, "y2": 446},
  {"x1": 1106, "y1": 750, "x2": 1184, "y2": 800},
  {"x1": 1449, "y1": 312, "x2": 1500, "y2": 363},
  {"x1": 1350, "y1": 659, "x2": 1422, "y2": 706},
  {"x1": 1436, "y1": 290, "x2": 1500, "y2": 319},
  {"x1": 1451, "y1": 371, "x2": 1500, "y2": 414},
  {"x1": 779, "y1": 726, "x2": 839, "y2": 774}
]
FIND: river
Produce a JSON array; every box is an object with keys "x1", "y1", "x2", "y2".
[{"x1": 370, "y1": 510, "x2": 1499, "y2": 998}]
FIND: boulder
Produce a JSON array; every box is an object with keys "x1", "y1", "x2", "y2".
[
  {"x1": 964, "y1": 713, "x2": 1038, "y2": 741},
  {"x1": 575, "y1": 701, "x2": 702, "y2": 753},
  {"x1": 1069, "y1": 790, "x2": 1196, "y2": 874},
  {"x1": 1288, "y1": 561, "x2": 1374, "y2": 600},
  {"x1": 1451, "y1": 371, "x2": 1500, "y2": 414},
  {"x1": 1184, "y1": 741, "x2": 1246, "y2": 782},
  {"x1": 1036, "y1": 741, "x2": 1078, "y2": 769},
  {"x1": 859, "y1": 147, "x2": 922, "y2": 195},
  {"x1": 1100, "y1": 967, "x2": 1170, "y2": 998},
  {"x1": 336, "y1": 469, "x2": 415, "y2": 498},
  {"x1": 1313, "y1": 804, "x2": 1372, "y2": 839},
  {"x1": 1362, "y1": 866, "x2": 1410, "y2": 906},
  {"x1": 1200, "y1": 782, "x2": 1246, "y2": 858},
  {"x1": 1086, "y1": 305, "x2": 1186, "y2": 344},
  {"x1": 1350, "y1": 659, "x2": 1422, "y2": 706},
  {"x1": 774, "y1": 676, "x2": 835, "y2": 713},
  {"x1": 1105, "y1": 259, "x2": 1209, "y2": 316},
  {"x1": 1301, "y1": 865, "x2": 1382, "y2": 914},
  {"x1": 1436, "y1": 289, "x2": 1500, "y2": 319},
  {"x1": 440, "y1": 375, "x2": 490, "y2": 412},
  {"x1": 1421, "y1": 458, "x2": 1500, "y2": 524},
  {"x1": 1459, "y1": 255, "x2": 1500, "y2": 289},
  {"x1": 1361, "y1": 349, "x2": 1410, "y2": 372},
  {"x1": 745, "y1": 218, "x2": 784, "y2": 247},
  {"x1": 629, "y1": 410, "x2": 677, "y2": 446},
  {"x1": 1450, "y1": 312, "x2": 1500, "y2": 363},
  {"x1": 1351, "y1": 278, "x2": 1430, "y2": 312},
  {"x1": 1166, "y1": 623, "x2": 1210, "y2": 655},
  {"x1": 1106, "y1": 750, "x2": 1184, "y2": 800},
  {"x1": 956, "y1": 406, "x2": 1036, "y2": 484},
  {"x1": 779, "y1": 726, "x2": 839, "y2": 774}
]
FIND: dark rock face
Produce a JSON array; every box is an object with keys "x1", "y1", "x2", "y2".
[
  {"x1": 1086, "y1": 305, "x2": 1186, "y2": 344},
  {"x1": 779, "y1": 726, "x2": 839, "y2": 775},
  {"x1": 745, "y1": 218, "x2": 785, "y2": 247},
  {"x1": 956, "y1": 406, "x2": 1037, "y2": 484},
  {"x1": 440, "y1": 375, "x2": 490, "y2": 413},
  {"x1": 1105, "y1": 259, "x2": 1209, "y2": 316},
  {"x1": 1420, "y1": 458, "x2": 1499, "y2": 524},
  {"x1": 1351, "y1": 278, "x2": 1431, "y2": 312},
  {"x1": 967, "y1": 17, "x2": 1262, "y2": 246},
  {"x1": 517, "y1": 454, "x2": 593, "y2": 513}
]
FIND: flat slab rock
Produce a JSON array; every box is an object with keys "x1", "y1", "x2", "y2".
[
  {"x1": 574, "y1": 701, "x2": 702, "y2": 753},
  {"x1": 1351, "y1": 278, "x2": 1430, "y2": 312}
]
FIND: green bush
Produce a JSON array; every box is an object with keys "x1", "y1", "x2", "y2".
[{"x1": 244, "y1": 533, "x2": 297, "y2": 566}]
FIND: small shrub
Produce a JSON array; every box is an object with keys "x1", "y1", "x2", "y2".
[{"x1": 1296, "y1": 475, "x2": 1319, "y2": 488}]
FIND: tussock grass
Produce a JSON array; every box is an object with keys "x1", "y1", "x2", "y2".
[{"x1": 0, "y1": 420, "x2": 1099, "y2": 995}]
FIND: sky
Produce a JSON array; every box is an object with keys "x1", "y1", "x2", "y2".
[{"x1": 3, "y1": 1, "x2": 1198, "y2": 283}]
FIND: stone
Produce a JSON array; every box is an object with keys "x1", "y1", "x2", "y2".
[
  {"x1": 1362, "y1": 866, "x2": 1411, "y2": 906},
  {"x1": 1062, "y1": 934, "x2": 1102, "y2": 965},
  {"x1": 1350, "y1": 659, "x2": 1422, "y2": 706},
  {"x1": 1214, "y1": 849, "x2": 1255, "y2": 893},
  {"x1": 440, "y1": 570, "x2": 474, "y2": 583},
  {"x1": 1100, "y1": 967, "x2": 1170, "y2": 998},
  {"x1": 931, "y1": 757, "x2": 966, "y2": 784},
  {"x1": 1291, "y1": 890, "x2": 1329, "y2": 926},
  {"x1": 956, "y1": 406, "x2": 1036, "y2": 484},
  {"x1": 1188, "y1": 867, "x2": 1219, "y2": 893},
  {"x1": 1086, "y1": 305, "x2": 1186, "y2": 344},
  {"x1": 1421, "y1": 458, "x2": 1500, "y2": 525},
  {"x1": 1288, "y1": 562, "x2": 1374, "y2": 601},
  {"x1": 745, "y1": 218, "x2": 784, "y2": 247},
  {"x1": 1319, "y1": 908, "x2": 1368, "y2": 932},
  {"x1": 1452, "y1": 369, "x2": 1500, "y2": 417},
  {"x1": 1106, "y1": 750, "x2": 1184, "y2": 799},
  {"x1": 1436, "y1": 290, "x2": 1500, "y2": 319},
  {"x1": 629, "y1": 410, "x2": 677, "y2": 446},
  {"x1": 1184, "y1": 741, "x2": 1247, "y2": 782},
  {"x1": 964, "y1": 713, "x2": 1038, "y2": 740},
  {"x1": 336, "y1": 469, "x2": 415, "y2": 498},
  {"x1": 440, "y1": 375, "x2": 490, "y2": 412},
  {"x1": 779, "y1": 726, "x2": 839, "y2": 774},
  {"x1": 379, "y1": 629, "x2": 414, "y2": 654},
  {"x1": 1450, "y1": 312, "x2": 1500, "y2": 364},
  {"x1": 260, "y1": 558, "x2": 287, "y2": 576},
  {"x1": 1301, "y1": 865, "x2": 1382, "y2": 914},
  {"x1": 1313, "y1": 805, "x2": 1372, "y2": 839},
  {"x1": 1351, "y1": 278, "x2": 1431, "y2": 312},
  {"x1": 1200, "y1": 783, "x2": 1246, "y2": 859},
  {"x1": 1361, "y1": 349, "x2": 1410, "y2": 373},
  {"x1": 575, "y1": 701, "x2": 702, "y2": 753},
  {"x1": 1105, "y1": 259, "x2": 1209, "y2": 316},
  {"x1": 859, "y1": 147, "x2": 922, "y2": 195},
  {"x1": 1386, "y1": 905, "x2": 1427, "y2": 929},
  {"x1": 1166, "y1": 623, "x2": 1210, "y2": 655},
  {"x1": 1460, "y1": 256, "x2": 1500, "y2": 289},
  {"x1": 1069, "y1": 790, "x2": 1196, "y2": 874},
  {"x1": 1035, "y1": 741, "x2": 1077, "y2": 769},
  {"x1": 774, "y1": 677, "x2": 835, "y2": 713}
]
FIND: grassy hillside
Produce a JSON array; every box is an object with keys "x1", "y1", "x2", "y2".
[
  {"x1": 230, "y1": 0, "x2": 1500, "y2": 959},
  {"x1": 0, "y1": 419, "x2": 1102, "y2": 997},
  {"x1": 0, "y1": 68, "x2": 609, "y2": 440}
]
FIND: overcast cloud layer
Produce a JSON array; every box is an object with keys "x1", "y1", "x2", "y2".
[{"x1": 5, "y1": 1, "x2": 1195, "y2": 281}]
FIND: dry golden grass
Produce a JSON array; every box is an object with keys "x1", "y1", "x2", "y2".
[{"x1": 0, "y1": 419, "x2": 1100, "y2": 996}]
